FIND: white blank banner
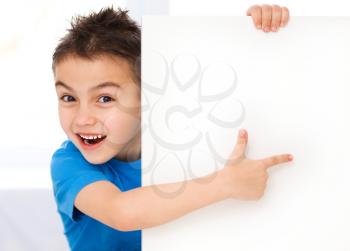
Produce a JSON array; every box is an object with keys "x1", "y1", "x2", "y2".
[{"x1": 141, "y1": 17, "x2": 350, "y2": 250}]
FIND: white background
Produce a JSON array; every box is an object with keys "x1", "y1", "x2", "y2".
[
  {"x1": 0, "y1": 1, "x2": 349, "y2": 250},
  {"x1": 142, "y1": 16, "x2": 350, "y2": 250}
]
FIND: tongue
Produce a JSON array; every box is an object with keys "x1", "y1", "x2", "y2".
[{"x1": 84, "y1": 137, "x2": 104, "y2": 145}]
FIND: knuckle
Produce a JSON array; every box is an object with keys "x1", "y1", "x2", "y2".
[
  {"x1": 279, "y1": 155, "x2": 286, "y2": 163},
  {"x1": 272, "y1": 5, "x2": 280, "y2": 10},
  {"x1": 261, "y1": 172, "x2": 268, "y2": 181},
  {"x1": 266, "y1": 5, "x2": 272, "y2": 13},
  {"x1": 282, "y1": 7, "x2": 289, "y2": 14},
  {"x1": 257, "y1": 162, "x2": 265, "y2": 170},
  {"x1": 271, "y1": 156, "x2": 278, "y2": 164},
  {"x1": 255, "y1": 191, "x2": 264, "y2": 200},
  {"x1": 251, "y1": 5, "x2": 260, "y2": 11},
  {"x1": 261, "y1": 159, "x2": 270, "y2": 167},
  {"x1": 259, "y1": 192, "x2": 265, "y2": 199},
  {"x1": 258, "y1": 167, "x2": 266, "y2": 175},
  {"x1": 248, "y1": 6, "x2": 259, "y2": 16},
  {"x1": 254, "y1": 164, "x2": 260, "y2": 170}
]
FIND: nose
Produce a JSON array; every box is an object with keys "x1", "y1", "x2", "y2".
[{"x1": 74, "y1": 105, "x2": 97, "y2": 127}]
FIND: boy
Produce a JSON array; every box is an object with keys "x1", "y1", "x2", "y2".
[{"x1": 51, "y1": 5, "x2": 292, "y2": 251}]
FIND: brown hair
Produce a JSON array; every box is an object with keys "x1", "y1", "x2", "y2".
[{"x1": 52, "y1": 7, "x2": 140, "y2": 83}]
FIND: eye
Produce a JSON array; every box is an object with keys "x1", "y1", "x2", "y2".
[
  {"x1": 60, "y1": 95, "x2": 75, "y2": 102},
  {"x1": 98, "y1": 96, "x2": 114, "y2": 103}
]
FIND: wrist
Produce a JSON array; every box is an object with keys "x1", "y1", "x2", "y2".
[{"x1": 214, "y1": 169, "x2": 232, "y2": 200}]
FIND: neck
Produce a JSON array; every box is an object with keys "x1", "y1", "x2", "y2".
[{"x1": 114, "y1": 130, "x2": 141, "y2": 162}]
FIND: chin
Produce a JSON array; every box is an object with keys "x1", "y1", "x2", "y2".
[{"x1": 83, "y1": 154, "x2": 110, "y2": 165}]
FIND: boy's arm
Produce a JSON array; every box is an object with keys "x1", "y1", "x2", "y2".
[
  {"x1": 75, "y1": 129, "x2": 293, "y2": 231},
  {"x1": 74, "y1": 164, "x2": 228, "y2": 232}
]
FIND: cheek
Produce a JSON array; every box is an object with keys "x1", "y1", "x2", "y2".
[
  {"x1": 104, "y1": 111, "x2": 140, "y2": 144},
  {"x1": 58, "y1": 108, "x2": 73, "y2": 134},
  {"x1": 118, "y1": 86, "x2": 141, "y2": 112}
]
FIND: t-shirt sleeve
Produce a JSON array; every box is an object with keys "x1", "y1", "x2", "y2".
[{"x1": 50, "y1": 150, "x2": 108, "y2": 222}]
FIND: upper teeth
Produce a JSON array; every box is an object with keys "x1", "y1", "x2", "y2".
[{"x1": 79, "y1": 134, "x2": 104, "y2": 140}]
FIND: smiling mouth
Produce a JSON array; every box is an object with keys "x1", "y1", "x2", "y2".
[{"x1": 77, "y1": 134, "x2": 107, "y2": 146}]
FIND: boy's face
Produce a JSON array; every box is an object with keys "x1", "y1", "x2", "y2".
[{"x1": 54, "y1": 54, "x2": 141, "y2": 164}]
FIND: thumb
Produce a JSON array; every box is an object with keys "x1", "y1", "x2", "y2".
[{"x1": 230, "y1": 129, "x2": 248, "y2": 159}]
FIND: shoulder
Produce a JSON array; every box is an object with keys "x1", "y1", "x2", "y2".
[
  {"x1": 50, "y1": 140, "x2": 102, "y2": 181},
  {"x1": 51, "y1": 139, "x2": 80, "y2": 161},
  {"x1": 51, "y1": 140, "x2": 83, "y2": 171},
  {"x1": 49, "y1": 140, "x2": 111, "y2": 222}
]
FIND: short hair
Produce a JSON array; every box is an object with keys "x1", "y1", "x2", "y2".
[{"x1": 52, "y1": 7, "x2": 141, "y2": 83}]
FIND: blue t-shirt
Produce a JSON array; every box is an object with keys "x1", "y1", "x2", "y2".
[{"x1": 50, "y1": 140, "x2": 142, "y2": 251}]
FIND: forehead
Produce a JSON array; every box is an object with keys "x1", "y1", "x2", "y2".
[{"x1": 54, "y1": 54, "x2": 135, "y2": 90}]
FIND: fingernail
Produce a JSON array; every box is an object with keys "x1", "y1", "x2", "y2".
[
  {"x1": 239, "y1": 129, "x2": 245, "y2": 137},
  {"x1": 271, "y1": 26, "x2": 276, "y2": 32},
  {"x1": 257, "y1": 24, "x2": 262, "y2": 29},
  {"x1": 288, "y1": 154, "x2": 293, "y2": 161}
]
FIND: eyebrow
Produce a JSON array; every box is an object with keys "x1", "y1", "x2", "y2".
[{"x1": 55, "y1": 81, "x2": 121, "y2": 92}]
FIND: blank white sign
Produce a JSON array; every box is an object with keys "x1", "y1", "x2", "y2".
[{"x1": 141, "y1": 17, "x2": 350, "y2": 250}]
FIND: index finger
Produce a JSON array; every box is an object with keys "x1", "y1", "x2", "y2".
[
  {"x1": 260, "y1": 154, "x2": 293, "y2": 169},
  {"x1": 246, "y1": 5, "x2": 262, "y2": 29}
]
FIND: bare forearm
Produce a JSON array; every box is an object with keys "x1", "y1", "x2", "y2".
[{"x1": 117, "y1": 170, "x2": 229, "y2": 231}]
